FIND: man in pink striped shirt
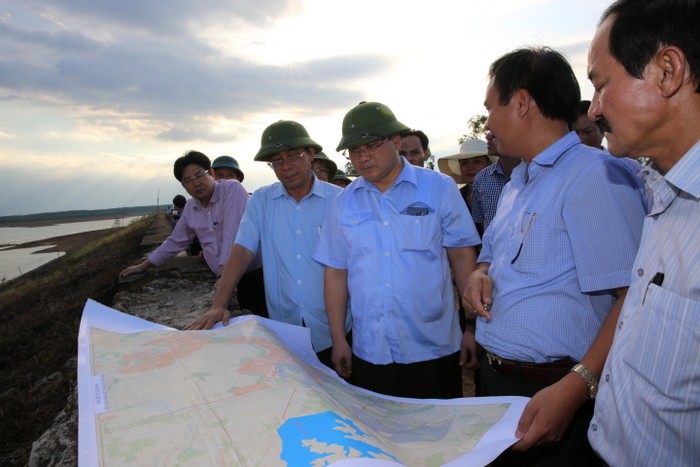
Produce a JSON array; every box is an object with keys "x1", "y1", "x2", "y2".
[{"x1": 120, "y1": 150, "x2": 251, "y2": 279}]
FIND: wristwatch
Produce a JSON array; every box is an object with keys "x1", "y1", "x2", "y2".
[{"x1": 570, "y1": 363, "x2": 599, "y2": 399}]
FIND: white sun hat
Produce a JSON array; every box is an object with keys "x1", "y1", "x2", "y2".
[{"x1": 437, "y1": 139, "x2": 498, "y2": 184}]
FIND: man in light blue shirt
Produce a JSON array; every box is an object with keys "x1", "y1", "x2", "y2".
[
  {"x1": 187, "y1": 121, "x2": 351, "y2": 367},
  {"x1": 464, "y1": 47, "x2": 646, "y2": 465},
  {"x1": 586, "y1": 2, "x2": 700, "y2": 465},
  {"x1": 315, "y1": 101, "x2": 480, "y2": 399}
]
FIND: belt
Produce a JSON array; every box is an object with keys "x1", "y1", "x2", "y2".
[{"x1": 486, "y1": 351, "x2": 575, "y2": 387}]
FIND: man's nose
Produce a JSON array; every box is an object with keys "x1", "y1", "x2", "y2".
[{"x1": 588, "y1": 98, "x2": 600, "y2": 122}]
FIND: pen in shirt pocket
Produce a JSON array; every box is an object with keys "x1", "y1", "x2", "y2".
[{"x1": 643, "y1": 271, "x2": 664, "y2": 305}]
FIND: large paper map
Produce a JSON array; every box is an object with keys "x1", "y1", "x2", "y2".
[{"x1": 78, "y1": 300, "x2": 528, "y2": 466}]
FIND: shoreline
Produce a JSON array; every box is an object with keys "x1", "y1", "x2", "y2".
[
  {"x1": 0, "y1": 215, "x2": 129, "y2": 229},
  {"x1": 1, "y1": 228, "x2": 116, "y2": 254}
]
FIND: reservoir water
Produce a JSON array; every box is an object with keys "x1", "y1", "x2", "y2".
[{"x1": 0, "y1": 217, "x2": 141, "y2": 282}]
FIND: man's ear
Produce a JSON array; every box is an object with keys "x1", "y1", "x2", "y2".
[
  {"x1": 654, "y1": 45, "x2": 687, "y2": 98},
  {"x1": 515, "y1": 89, "x2": 533, "y2": 117}
]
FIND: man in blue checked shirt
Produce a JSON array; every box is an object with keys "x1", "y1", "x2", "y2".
[
  {"x1": 464, "y1": 47, "x2": 647, "y2": 466},
  {"x1": 470, "y1": 130, "x2": 521, "y2": 236}
]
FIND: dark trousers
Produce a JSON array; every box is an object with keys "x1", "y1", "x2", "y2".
[
  {"x1": 349, "y1": 352, "x2": 463, "y2": 399},
  {"x1": 479, "y1": 353, "x2": 604, "y2": 467},
  {"x1": 236, "y1": 267, "x2": 268, "y2": 318}
]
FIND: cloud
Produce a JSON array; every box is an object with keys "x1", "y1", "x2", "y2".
[
  {"x1": 0, "y1": 1, "x2": 382, "y2": 145},
  {"x1": 0, "y1": 0, "x2": 609, "y2": 216}
]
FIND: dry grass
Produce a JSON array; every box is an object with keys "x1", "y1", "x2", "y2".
[{"x1": 0, "y1": 214, "x2": 154, "y2": 465}]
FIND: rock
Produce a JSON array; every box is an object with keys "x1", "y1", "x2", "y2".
[
  {"x1": 28, "y1": 389, "x2": 78, "y2": 467},
  {"x1": 30, "y1": 372, "x2": 64, "y2": 396}
]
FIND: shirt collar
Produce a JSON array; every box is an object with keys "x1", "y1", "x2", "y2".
[
  {"x1": 351, "y1": 157, "x2": 417, "y2": 194},
  {"x1": 664, "y1": 139, "x2": 700, "y2": 199},
  {"x1": 531, "y1": 131, "x2": 579, "y2": 167},
  {"x1": 642, "y1": 139, "x2": 700, "y2": 215},
  {"x1": 190, "y1": 181, "x2": 221, "y2": 210},
  {"x1": 511, "y1": 132, "x2": 578, "y2": 188},
  {"x1": 271, "y1": 173, "x2": 331, "y2": 201},
  {"x1": 492, "y1": 161, "x2": 506, "y2": 176}
]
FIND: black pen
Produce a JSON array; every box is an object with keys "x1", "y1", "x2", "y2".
[{"x1": 643, "y1": 272, "x2": 664, "y2": 305}]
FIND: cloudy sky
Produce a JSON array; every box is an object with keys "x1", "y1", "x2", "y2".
[{"x1": 0, "y1": 0, "x2": 609, "y2": 216}]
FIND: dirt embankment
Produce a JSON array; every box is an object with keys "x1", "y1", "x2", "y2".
[
  {"x1": 0, "y1": 212, "x2": 230, "y2": 466},
  {"x1": 0, "y1": 214, "x2": 161, "y2": 466}
]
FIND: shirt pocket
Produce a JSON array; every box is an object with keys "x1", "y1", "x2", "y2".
[
  {"x1": 339, "y1": 210, "x2": 374, "y2": 252},
  {"x1": 625, "y1": 284, "x2": 700, "y2": 402},
  {"x1": 508, "y1": 210, "x2": 537, "y2": 271},
  {"x1": 398, "y1": 213, "x2": 440, "y2": 252}
]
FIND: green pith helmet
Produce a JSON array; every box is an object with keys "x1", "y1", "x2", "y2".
[
  {"x1": 312, "y1": 151, "x2": 338, "y2": 177},
  {"x1": 336, "y1": 101, "x2": 410, "y2": 152},
  {"x1": 332, "y1": 169, "x2": 352, "y2": 183},
  {"x1": 254, "y1": 120, "x2": 323, "y2": 161}
]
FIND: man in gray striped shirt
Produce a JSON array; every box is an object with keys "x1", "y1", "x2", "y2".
[{"x1": 587, "y1": 1, "x2": 700, "y2": 465}]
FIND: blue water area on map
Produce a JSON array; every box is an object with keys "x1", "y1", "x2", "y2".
[{"x1": 277, "y1": 411, "x2": 399, "y2": 466}]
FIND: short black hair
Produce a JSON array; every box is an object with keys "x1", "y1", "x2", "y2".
[
  {"x1": 172, "y1": 194, "x2": 187, "y2": 209},
  {"x1": 602, "y1": 0, "x2": 700, "y2": 93},
  {"x1": 578, "y1": 100, "x2": 592, "y2": 117},
  {"x1": 173, "y1": 150, "x2": 211, "y2": 181},
  {"x1": 401, "y1": 129, "x2": 430, "y2": 150},
  {"x1": 576, "y1": 100, "x2": 604, "y2": 132},
  {"x1": 489, "y1": 46, "x2": 580, "y2": 125}
]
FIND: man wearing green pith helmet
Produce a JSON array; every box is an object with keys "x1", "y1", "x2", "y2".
[
  {"x1": 314, "y1": 101, "x2": 481, "y2": 398},
  {"x1": 188, "y1": 120, "x2": 352, "y2": 369},
  {"x1": 312, "y1": 151, "x2": 338, "y2": 183}
]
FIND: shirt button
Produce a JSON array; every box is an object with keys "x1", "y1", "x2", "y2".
[
  {"x1": 653, "y1": 214, "x2": 659, "y2": 220},
  {"x1": 637, "y1": 268, "x2": 644, "y2": 277},
  {"x1": 297, "y1": 280, "x2": 302, "y2": 285},
  {"x1": 618, "y1": 321, "x2": 623, "y2": 330},
  {"x1": 383, "y1": 221, "x2": 389, "y2": 226},
  {"x1": 296, "y1": 230, "x2": 301, "y2": 235},
  {"x1": 384, "y1": 251, "x2": 390, "y2": 256},
  {"x1": 296, "y1": 255, "x2": 301, "y2": 259},
  {"x1": 384, "y1": 282, "x2": 390, "y2": 288},
  {"x1": 414, "y1": 219, "x2": 420, "y2": 224},
  {"x1": 296, "y1": 206, "x2": 301, "y2": 210},
  {"x1": 605, "y1": 374, "x2": 610, "y2": 382},
  {"x1": 591, "y1": 423, "x2": 598, "y2": 432}
]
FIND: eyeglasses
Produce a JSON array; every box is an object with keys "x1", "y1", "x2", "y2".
[
  {"x1": 181, "y1": 169, "x2": 209, "y2": 186},
  {"x1": 345, "y1": 137, "x2": 389, "y2": 158},
  {"x1": 313, "y1": 167, "x2": 330, "y2": 174},
  {"x1": 267, "y1": 152, "x2": 307, "y2": 169}
]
